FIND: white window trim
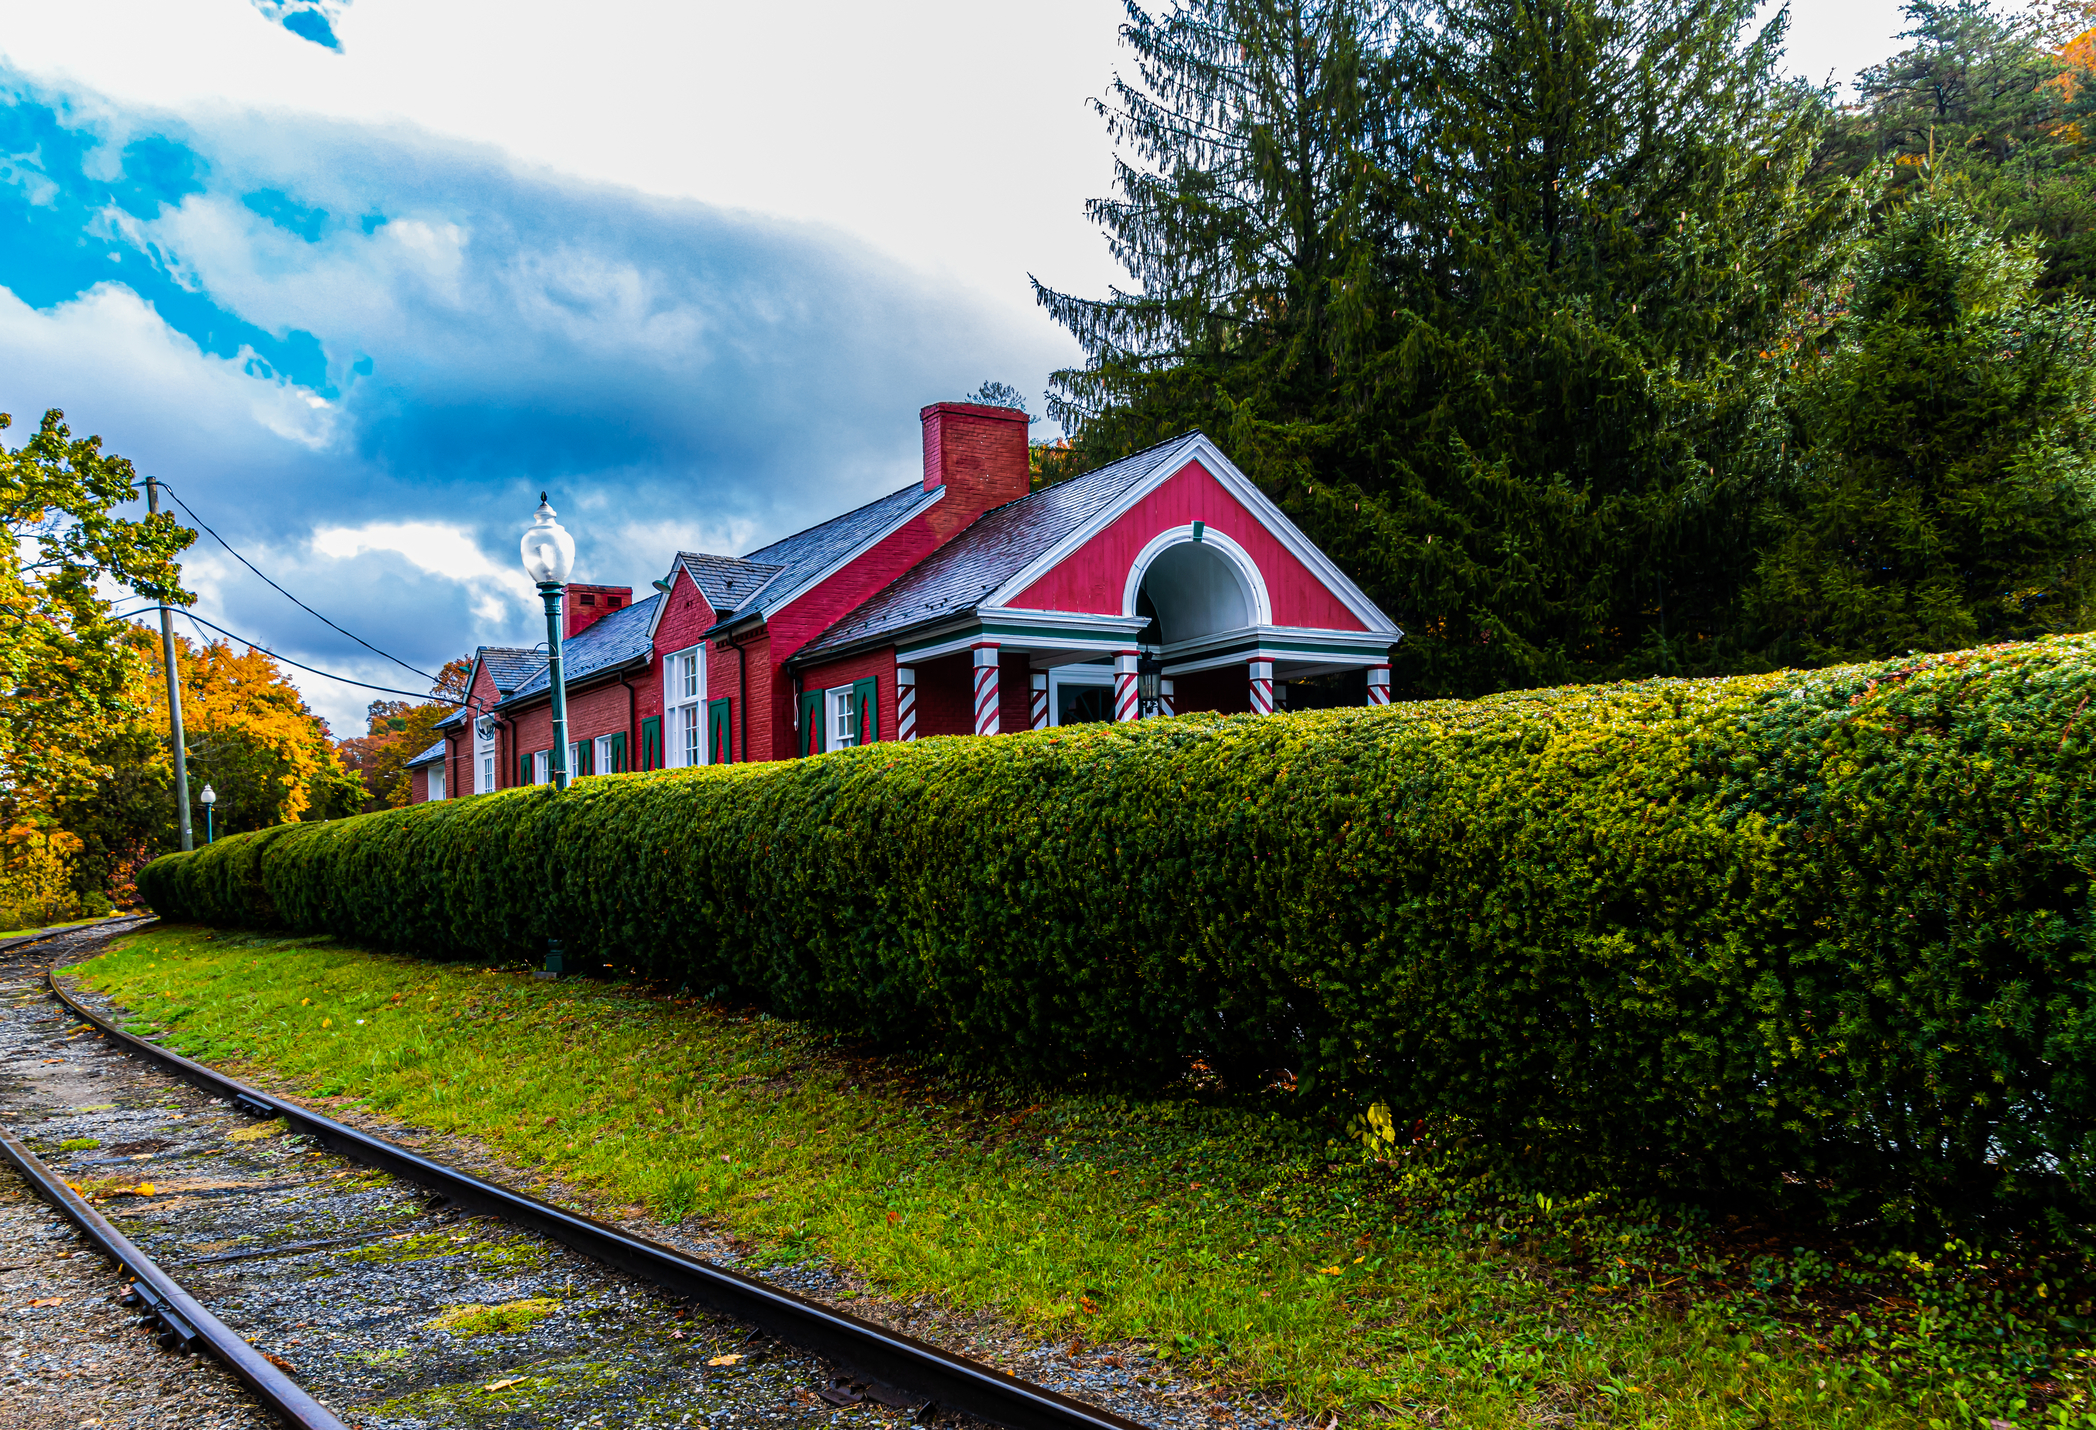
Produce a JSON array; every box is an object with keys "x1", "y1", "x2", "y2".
[
  {"x1": 427, "y1": 767, "x2": 445, "y2": 801},
  {"x1": 825, "y1": 685, "x2": 861, "y2": 753},
  {"x1": 533, "y1": 750, "x2": 550, "y2": 785},
  {"x1": 1047, "y1": 662, "x2": 1113, "y2": 727},
  {"x1": 473, "y1": 718, "x2": 495, "y2": 794},
  {"x1": 662, "y1": 643, "x2": 707, "y2": 765},
  {"x1": 594, "y1": 734, "x2": 615, "y2": 774}
]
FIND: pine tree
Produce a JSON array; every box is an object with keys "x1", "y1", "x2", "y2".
[{"x1": 1750, "y1": 181, "x2": 2096, "y2": 660}]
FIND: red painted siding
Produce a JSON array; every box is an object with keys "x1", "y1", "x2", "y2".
[
  {"x1": 1009, "y1": 459, "x2": 1368, "y2": 630},
  {"x1": 797, "y1": 647, "x2": 899, "y2": 746}
]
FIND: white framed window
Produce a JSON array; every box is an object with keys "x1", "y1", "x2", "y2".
[
  {"x1": 663, "y1": 644, "x2": 706, "y2": 765},
  {"x1": 595, "y1": 734, "x2": 615, "y2": 773},
  {"x1": 473, "y1": 715, "x2": 496, "y2": 793},
  {"x1": 568, "y1": 740, "x2": 583, "y2": 777},
  {"x1": 428, "y1": 768, "x2": 445, "y2": 801},
  {"x1": 826, "y1": 686, "x2": 860, "y2": 752},
  {"x1": 533, "y1": 750, "x2": 550, "y2": 785},
  {"x1": 1048, "y1": 661, "x2": 1114, "y2": 727}
]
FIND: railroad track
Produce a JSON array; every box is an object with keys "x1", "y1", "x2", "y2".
[{"x1": 0, "y1": 922, "x2": 1172, "y2": 1430}]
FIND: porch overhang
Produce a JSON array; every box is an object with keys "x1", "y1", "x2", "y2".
[
  {"x1": 1158, "y1": 625, "x2": 1399, "y2": 679},
  {"x1": 796, "y1": 606, "x2": 1154, "y2": 670}
]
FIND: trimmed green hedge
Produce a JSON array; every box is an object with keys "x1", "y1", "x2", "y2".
[{"x1": 140, "y1": 638, "x2": 2096, "y2": 1230}]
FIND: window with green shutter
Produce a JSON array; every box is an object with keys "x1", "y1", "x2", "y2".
[
  {"x1": 797, "y1": 690, "x2": 824, "y2": 757},
  {"x1": 707, "y1": 699, "x2": 732, "y2": 764},
  {"x1": 610, "y1": 731, "x2": 627, "y2": 772},
  {"x1": 640, "y1": 716, "x2": 661, "y2": 771},
  {"x1": 852, "y1": 677, "x2": 877, "y2": 743}
]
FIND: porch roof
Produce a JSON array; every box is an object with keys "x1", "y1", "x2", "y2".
[{"x1": 404, "y1": 737, "x2": 447, "y2": 769}]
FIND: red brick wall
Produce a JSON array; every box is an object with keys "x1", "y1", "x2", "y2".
[
  {"x1": 411, "y1": 766, "x2": 430, "y2": 802},
  {"x1": 919, "y1": 403, "x2": 1029, "y2": 542},
  {"x1": 504, "y1": 675, "x2": 647, "y2": 774},
  {"x1": 908, "y1": 652, "x2": 973, "y2": 738},
  {"x1": 998, "y1": 651, "x2": 1030, "y2": 735},
  {"x1": 796, "y1": 646, "x2": 899, "y2": 746}
]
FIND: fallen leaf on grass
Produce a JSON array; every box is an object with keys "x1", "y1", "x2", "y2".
[
  {"x1": 263, "y1": 1352, "x2": 296, "y2": 1373},
  {"x1": 483, "y1": 1377, "x2": 524, "y2": 1391},
  {"x1": 707, "y1": 1354, "x2": 744, "y2": 1367},
  {"x1": 27, "y1": 1297, "x2": 64, "y2": 1307}
]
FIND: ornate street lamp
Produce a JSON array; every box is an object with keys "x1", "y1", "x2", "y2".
[
  {"x1": 520, "y1": 493, "x2": 576, "y2": 792},
  {"x1": 199, "y1": 783, "x2": 216, "y2": 844},
  {"x1": 521, "y1": 493, "x2": 575, "y2": 979}
]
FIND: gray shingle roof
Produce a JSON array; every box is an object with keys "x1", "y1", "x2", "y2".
[
  {"x1": 481, "y1": 647, "x2": 546, "y2": 691},
  {"x1": 728, "y1": 482, "x2": 931, "y2": 619},
  {"x1": 502, "y1": 593, "x2": 662, "y2": 705},
  {"x1": 676, "y1": 552, "x2": 784, "y2": 615},
  {"x1": 797, "y1": 436, "x2": 1199, "y2": 659},
  {"x1": 405, "y1": 737, "x2": 446, "y2": 768},
  {"x1": 437, "y1": 645, "x2": 546, "y2": 728}
]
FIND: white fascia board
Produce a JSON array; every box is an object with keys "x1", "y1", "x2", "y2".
[
  {"x1": 643, "y1": 561, "x2": 691, "y2": 644},
  {"x1": 754, "y1": 485, "x2": 946, "y2": 624},
  {"x1": 894, "y1": 607, "x2": 1151, "y2": 664},
  {"x1": 1160, "y1": 624, "x2": 1397, "y2": 676},
  {"x1": 987, "y1": 434, "x2": 1401, "y2": 637}
]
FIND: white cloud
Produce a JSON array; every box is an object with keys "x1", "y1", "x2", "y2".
[{"x1": 310, "y1": 519, "x2": 534, "y2": 624}]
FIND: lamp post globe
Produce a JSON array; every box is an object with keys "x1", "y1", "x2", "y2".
[
  {"x1": 199, "y1": 783, "x2": 216, "y2": 844},
  {"x1": 521, "y1": 494, "x2": 576, "y2": 587}
]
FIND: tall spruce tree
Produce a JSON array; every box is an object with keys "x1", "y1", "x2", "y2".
[
  {"x1": 1749, "y1": 180, "x2": 2096, "y2": 660},
  {"x1": 1040, "y1": 0, "x2": 1855, "y2": 694}
]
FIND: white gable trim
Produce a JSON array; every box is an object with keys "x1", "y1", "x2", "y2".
[
  {"x1": 991, "y1": 435, "x2": 1399, "y2": 636},
  {"x1": 643, "y1": 561, "x2": 687, "y2": 644}
]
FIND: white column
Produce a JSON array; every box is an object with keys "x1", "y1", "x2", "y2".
[
  {"x1": 1249, "y1": 659, "x2": 1274, "y2": 715},
  {"x1": 897, "y1": 664, "x2": 917, "y2": 741},
  {"x1": 1367, "y1": 663, "x2": 1391, "y2": 707},
  {"x1": 1114, "y1": 649, "x2": 1139, "y2": 721},
  {"x1": 972, "y1": 645, "x2": 1001, "y2": 736},
  {"x1": 1030, "y1": 672, "x2": 1049, "y2": 730}
]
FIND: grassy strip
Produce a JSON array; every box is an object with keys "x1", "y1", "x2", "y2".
[{"x1": 67, "y1": 927, "x2": 2096, "y2": 1429}]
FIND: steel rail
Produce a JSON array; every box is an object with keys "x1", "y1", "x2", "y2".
[
  {"x1": 0, "y1": 1119, "x2": 351, "y2": 1430},
  {"x1": 46, "y1": 971, "x2": 1152, "y2": 1430}
]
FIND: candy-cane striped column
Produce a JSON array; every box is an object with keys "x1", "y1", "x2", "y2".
[
  {"x1": 1159, "y1": 678, "x2": 1175, "y2": 717},
  {"x1": 972, "y1": 645, "x2": 1001, "y2": 736},
  {"x1": 1030, "y1": 673, "x2": 1048, "y2": 730},
  {"x1": 1114, "y1": 650, "x2": 1140, "y2": 721},
  {"x1": 1366, "y1": 663, "x2": 1391, "y2": 706},
  {"x1": 1249, "y1": 659, "x2": 1275, "y2": 715},
  {"x1": 896, "y1": 666, "x2": 916, "y2": 740}
]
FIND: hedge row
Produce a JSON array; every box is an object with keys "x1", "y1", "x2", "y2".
[{"x1": 139, "y1": 637, "x2": 2096, "y2": 1230}]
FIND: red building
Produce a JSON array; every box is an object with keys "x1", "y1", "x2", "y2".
[{"x1": 424, "y1": 402, "x2": 1400, "y2": 795}]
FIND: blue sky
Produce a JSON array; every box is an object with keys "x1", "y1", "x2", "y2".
[{"x1": 0, "y1": 0, "x2": 1914, "y2": 732}]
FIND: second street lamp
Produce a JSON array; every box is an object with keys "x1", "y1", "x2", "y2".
[
  {"x1": 521, "y1": 493, "x2": 576, "y2": 980},
  {"x1": 200, "y1": 783, "x2": 216, "y2": 844}
]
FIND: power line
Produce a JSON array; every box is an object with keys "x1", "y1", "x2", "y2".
[
  {"x1": 149, "y1": 480, "x2": 442, "y2": 685},
  {"x1": 148, "y1": 606, "x2": 467, "y2": 706}
]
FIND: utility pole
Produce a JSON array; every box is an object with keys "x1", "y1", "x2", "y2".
[{"x1": 145, "y1": 476, "x2": 195, "y2": 853}]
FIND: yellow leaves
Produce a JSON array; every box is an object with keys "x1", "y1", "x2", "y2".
[
  {"x1": 321, "y1": 1018, "x2": 333, "y2": 1029},
  {"x1": 707, "y1": 1354, "x2": 744, "y2": 1366}
]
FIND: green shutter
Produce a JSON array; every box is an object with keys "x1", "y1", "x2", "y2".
[
  {"x1": 639, "y1": 717, "x2": 660, "y2": 771},
  {"x1": 708, "y1": 699, "x2": 732, "y2": 764},
  {"x1": 610, "y1": 731, "x2": 628, "y2": 773},
  {"x1": 578, "y1": 739, "x2": 594, "y2": 776},
  {"x1": 851, "y1": 677, "x2": 878, "y2": 744},
  {"x1": 797, "y1": 690, "x2": 824, "y2": 757},
  {"x1": 520, "y1": 751, "x2": 531, "y2": 787}
]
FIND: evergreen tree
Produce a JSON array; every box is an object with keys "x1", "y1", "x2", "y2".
[
  {"x1": 1750, "y1": 181, "x2": 2096, "y2": 661},
  {"x1": 1040, "y1": 0, "x2": 1853, "y2": 694}
]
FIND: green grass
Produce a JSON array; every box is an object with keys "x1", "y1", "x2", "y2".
[
  {"x1": 65, "y1": 926, "x2": 2096, "y2": 1429},
  {"x1": 427, "y1": 1298, "x2": 562, "y2": 1336},
  {"x1": 57, "y1": 1137, "x2": 101, "y2": 1151}
]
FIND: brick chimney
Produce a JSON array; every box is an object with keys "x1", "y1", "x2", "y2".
[
  {"x1": 564, "y1": 584, "x2": 632, "y2": 638},
  {"x1": 921, "y1": 402, "x2": 1029, "y2": 545}
]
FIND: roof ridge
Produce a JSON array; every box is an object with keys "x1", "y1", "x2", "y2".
[{"x1": 743, "y1": 479, "x2": 922, "y2": 561}]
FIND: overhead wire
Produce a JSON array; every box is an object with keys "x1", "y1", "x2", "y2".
[
  {"x1": 154, "y1": 606, "x2": 468, "y2": 706},
  {"x1": 147, "y1": 480, "x2": 442, "y2": 685}
]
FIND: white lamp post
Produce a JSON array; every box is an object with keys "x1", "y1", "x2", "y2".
[
  {"x1": 520, "y1": 493, "x2": 576, "y2": 793},
  {"x1": 199, "y1": 783, "x2": 216, "y2": 844}
]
